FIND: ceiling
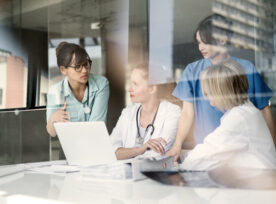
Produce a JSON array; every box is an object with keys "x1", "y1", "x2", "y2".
[{"x1": 0, "y1": 0, "x2": 213, "y2": 44}]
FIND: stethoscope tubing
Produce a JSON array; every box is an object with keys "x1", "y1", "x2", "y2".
[
  {"x1": 136, "y1": 104, "x2": 159, "y2": 141},
  {"x1": 64, "y1": 81, "x2": 91, "y2": 121}
]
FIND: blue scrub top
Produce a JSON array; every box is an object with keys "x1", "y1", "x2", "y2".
[
  {"x1": 173, "y1": 56, "x2": 273, "y2": 144},
  {"x1": 46, "y1": 74, "x2": 109, "y2": 123}
]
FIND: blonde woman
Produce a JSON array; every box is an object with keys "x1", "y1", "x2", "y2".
[
  {"x1": 110, "y1": 63, "x2": 181, "y2": 160},
  {"x1": 181, "y1": 60, "x2": 276, "y2": 171},
  {"x1": 167, "y1": 15, "x2": 275, "y2": 163}
]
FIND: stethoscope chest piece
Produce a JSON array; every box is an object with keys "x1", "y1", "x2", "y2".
[
  {"x1": 83, "y1": 82, "x2": 91, "y2": 114},
  {"x1": 83, "y1": 105, "x2": 91, "y2": 114},
  {"x1": 136, "y1": 136, "x2": 144, "y2": 145}
]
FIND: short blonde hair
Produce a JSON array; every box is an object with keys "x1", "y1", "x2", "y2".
[
  {"x1": 132, "y1": 62, "x2": 149, "y2": 80},
  {"x1": 201, "y1": 60, "x2": 249, "y2": 111}
]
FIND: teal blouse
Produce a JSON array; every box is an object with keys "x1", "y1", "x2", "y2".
[{"x1": 46, "y1": 74, "x2": 109, "y2": 123}]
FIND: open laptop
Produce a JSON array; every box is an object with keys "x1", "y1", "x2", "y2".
[
  {"x1": 54, "y1": 121, "x2": 118, "y2": 166},
  {"x1": 54, "y1": 121, "x2": 174, "y2": 181}
]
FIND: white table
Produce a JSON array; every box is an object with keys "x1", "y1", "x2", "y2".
[{"x1": 0, "y1": 162, "x2": 276, "y2": 204}]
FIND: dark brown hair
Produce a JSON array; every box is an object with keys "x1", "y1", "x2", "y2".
[
  {"x1": 56, "y1": 42, "x2": 91, "y2": 68},
  {"x1": 194, "y1": 14, "x2": 233, "y2": 45}
]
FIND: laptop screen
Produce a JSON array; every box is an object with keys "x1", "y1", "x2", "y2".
[{"x1": 54, "y1": 121, "x2": 117, "y2": 166}]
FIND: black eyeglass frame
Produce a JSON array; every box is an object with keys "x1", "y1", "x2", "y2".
[{"x1": 66, "y1": 59, "x2": 92, "y2": 72}]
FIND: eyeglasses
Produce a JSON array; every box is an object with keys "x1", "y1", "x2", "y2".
[{"x1": 67, "y1": 59, "x2": 92, "y2": 72}]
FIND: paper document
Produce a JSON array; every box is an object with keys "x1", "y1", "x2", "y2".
[
  {"x1": 136, "y1": 154, "x2": 168, "y2": 161},
  {"x1": 27, "y1": 165, "x2": 80, "y2": 174},
  {"x1": 81, "y1": 163, "x2": 132, "y2": 180},
  {"x1": 136, "y1": 157, "x2": 176, "y2": 172}
]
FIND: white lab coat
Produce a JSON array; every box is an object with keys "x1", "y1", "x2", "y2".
[
  {"x1": 110, "y1": 100, "x2": 181, "y2": 158},
  {"x1": 181, "y1": 101, "x2": 276, "y2": 171}
]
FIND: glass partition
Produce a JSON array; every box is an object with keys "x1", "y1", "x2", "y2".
[
  {"x1": 47, "y1": 0, "x2": 130, "y2": 159},
  {"x1": 0, "y1": 0, "x2": 275, "y2": 164},
  {"x1": 211, "y1": 0, "x2": 276, "y2": 114}
]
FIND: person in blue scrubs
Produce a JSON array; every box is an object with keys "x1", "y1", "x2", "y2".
[
  {"x1": 167, "y1": 14, "x2": 276, "y2": 162},
  {"x1": 46, "y1": 42, "x2": 109, "y2": 157}
]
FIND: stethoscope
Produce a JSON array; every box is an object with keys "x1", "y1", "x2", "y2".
[
  {"x1": 64, "y1": 82, "x2": 91, "y2": 121},
  {"x1": 83, "y1": 82, "x2": 91, "y2": 115},
  {"x1": 135, "y1": 104, "x2": 159, "y2": 145}
]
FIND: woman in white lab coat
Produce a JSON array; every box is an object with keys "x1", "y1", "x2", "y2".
[
  {"x1": 110, "y1": 63, "x2": 181, "y2": 160},
  {"x1": 181, "y1": 60, "x2": 276, "y2": 171}
]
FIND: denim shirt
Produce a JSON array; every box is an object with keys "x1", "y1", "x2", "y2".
[{"x1": 46, "y1": 74, "x2": 109, "y2": 123}]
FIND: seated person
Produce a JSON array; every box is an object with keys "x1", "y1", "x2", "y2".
[
  {"x1": 110, "y1": 63, "x2": 181, "y2": 160},
  {"x1": 181, "y1": 60, "x2": 276, "y2": 171},
  {"x1": 167, "y1": 14, "x2": 276, "y2": 163}
]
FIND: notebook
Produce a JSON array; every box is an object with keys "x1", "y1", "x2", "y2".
[{"x1": 54, "y1": 121, "x2": 117, "y2": 166}]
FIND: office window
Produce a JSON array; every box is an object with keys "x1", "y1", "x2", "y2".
[
  {"x1": 0, "y1": 0, "x2": 275, "y2": 165},
  {"x1": 0, "y1": 0, "x2": 30, "y2": 110},
  {"x1": 0, "y1": 53, "x2": 27, "y2": 109},
  {"x1": 0, "y1": 88, "x2": 2, "y2": 105}
]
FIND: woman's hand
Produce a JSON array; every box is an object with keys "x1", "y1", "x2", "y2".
[
  {"x1": 166, "y1": 144, "x2": 181, "y2": 164},
  {"x1": 143, "y1": 137, "x2": 167, "y2": 154},
  {"x1": 115, "y1": 138, "x2": 167, "y2": 160},
  {"x1": 50, "y1": 103, "x2": 70, "y2": 123},
  {"x1": 47, "y1": 103, "x2": 70, "y2": 137}
]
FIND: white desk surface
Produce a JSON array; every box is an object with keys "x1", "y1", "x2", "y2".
[{"x1": 0, "y1": 162, "x2": 276, "y2": 204}]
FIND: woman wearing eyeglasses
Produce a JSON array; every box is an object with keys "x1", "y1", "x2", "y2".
[
  {"x1": 110, "y1": 63, "x2": 181, "y2": 160},
  {"x1": 46, "y1": 42, "x2": 109, "y2": 139}
]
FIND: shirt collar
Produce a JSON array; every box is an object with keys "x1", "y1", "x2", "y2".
[
  {"x1": 87, "y1": 74, "x2": 99, "y2": 94},
  {"x1": 63, "y1": 75, "x2": 99, "y2": 101},
  {"x1": 63, "y1": 77, "x2": 72, "y2": 97},
  {"x1": 207, "y1": 55, "x2": 233, "y2": 66}
]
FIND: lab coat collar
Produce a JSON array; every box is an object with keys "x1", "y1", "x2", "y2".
[{"x1": 222, "y1": 100, "x2": 252, "y2": 121}]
